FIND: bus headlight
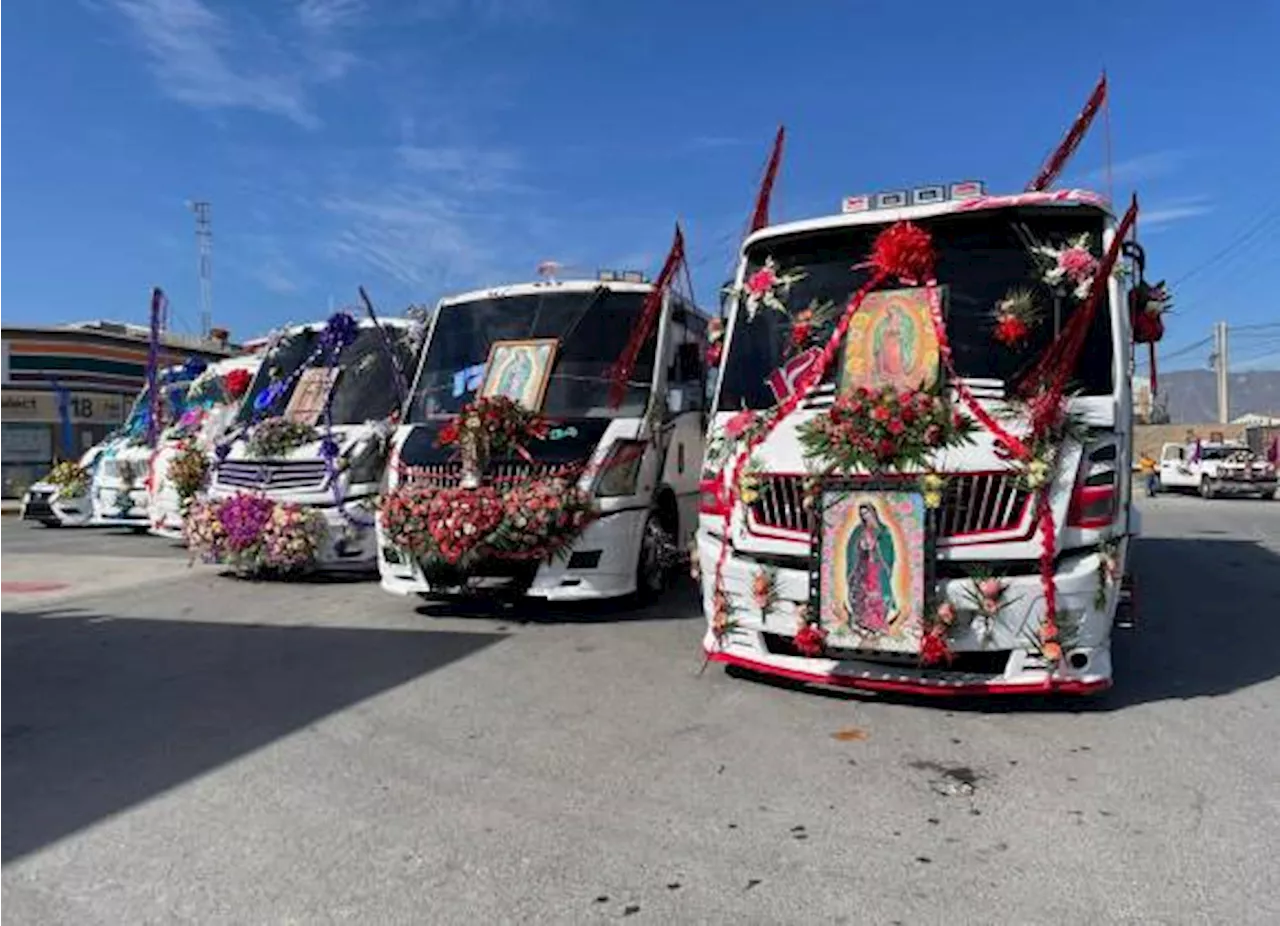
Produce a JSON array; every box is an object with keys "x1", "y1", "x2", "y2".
[{"x1": 592, "y1": 440, "x2": 646, "y2": 497}]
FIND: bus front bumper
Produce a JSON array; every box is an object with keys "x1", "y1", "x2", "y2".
[
  {"x1": 695, "y1": 529, "x2": 1118, "y2": 697},
  {"x1": 378, "y1": 508, "x2": 647, "y2": 602}
]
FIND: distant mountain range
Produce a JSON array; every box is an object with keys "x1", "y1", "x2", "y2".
[{"x1": 1142, "y1": 369, "x2": 1280, "y2": 424}]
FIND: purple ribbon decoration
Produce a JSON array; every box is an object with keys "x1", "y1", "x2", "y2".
[{"x1": 145, "y1": 288, "x2": 165, "y2": 447}]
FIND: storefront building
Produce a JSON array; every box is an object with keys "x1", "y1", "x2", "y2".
[{"x1": 1, "y1": 321, "x2": 236, "y2": 497}]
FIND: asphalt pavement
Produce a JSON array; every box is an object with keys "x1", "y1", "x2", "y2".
[{"x1": 3, "y1": 495, "x2": 1279, "y2": 924}]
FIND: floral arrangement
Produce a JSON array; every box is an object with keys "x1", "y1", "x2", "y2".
[
  {"x1": 793, "y1": 606, "x2": 827, "y2": 658},
  {"x1": 185, "y1": 492, "x2": 327, "y2": 574},
  {"x1": 706, "y1": 318, "x2": 724, "y2": 367},
  {"x1": 798, "y1": 386, "x2": 975, "y2": 474},
  {"x1": 992, "y1": 287, "x2": 1042, "y2": 348},
  {"x1": 706, "y1": 409, "x2": 775, "y2": 470},
  {"x1": 45, "y1": 460, "x2": 90, "y2": 496},
  {"x1": 224, "y1": 368, "x2": 253, "y2": 400},
  {"x1": 917, "y1": 601, "x2": 958, "y2": 665},
  {"x1": 1130, "y1": 280, "x2": 1171, "y2": 344},
  {"x1": 437, "y1": 396, "x2": 550, "y2": 454},
  {"x1": 379, "y1": 476, "x2": 596, "y2": 570},
  {"x1": 1033, "y1": 233, "x2": 1100, "y2": 300},
  {"x1": 167, "y1": 444, "x2": 210, "y2": 503},
  {"x1": 961, "y1": 573, "x2": 1012, "y2": 644},
  {"x1": 736, "y1": 257, "x2": 805, "y2": 320},
  {"x1": 437, "y1": 396, "x2": 550, "y2": 485},
  {"x1": 750, "y1": 566, "x2": 779, "y2": 618},
  {"x1": 787, "y1": 299, "x2": 839, "y2": 354},
  {"x1": 246, "y1": 416, "x2": 319, "y2": 459},
  {"x1": 919, "y1": 472, "x2": 945, "y2": 510}
]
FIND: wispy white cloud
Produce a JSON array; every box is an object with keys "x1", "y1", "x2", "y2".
[
  {"x1": 255, "y1": 258, "x2": 303, "y2": 295},
  {"x1": 108, "y1": 0, "x2": 362, "y2": 128},
  {"x1": 1076, "y1": 149, "x2": 1192, "y2": 187},
  {"x1": 296, "y1": 0, "x2": 365, "y2": 33},
  {"x1": 324, "y1": 188, "x2": 502, "y2": 291},
  {"x1": 1140, "y1": 197, "x2": 1214, "y2": 231},
  {"x1": 396, "y1": 145, "x2": 524, "y2": 193}
]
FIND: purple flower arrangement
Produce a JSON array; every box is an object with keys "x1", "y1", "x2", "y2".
[{"x1": 185, "y1": 492, "x2": 328, "y2": 575}]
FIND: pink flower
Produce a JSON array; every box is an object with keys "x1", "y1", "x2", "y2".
[
  {"x1": 981, "y1": 597, "x2": 999, "y2": 615},
  {"x1": 745, "y1": 267, "x2": 778, "y2": 296},
  {"x1": 724, "y1": 410, "x2": 756, "y2": 439},
  {"x1": 1059, "y1": 247, "x2": 1098, "y2": 283},
  {"x1": 977, "y1": 577, "x2": 1003, "y2": 599},
  {"x1": 935, "y1": 601, "x2": 957, "y2": 626}
]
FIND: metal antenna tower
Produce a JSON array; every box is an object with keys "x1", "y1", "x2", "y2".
[{"x1": 188, "y1": 200, "x2": 213, "y2": 338}]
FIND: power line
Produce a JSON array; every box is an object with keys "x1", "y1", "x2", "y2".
[{"x1": 1172, "y1": 204, "x2": 1280, "y2": 287}]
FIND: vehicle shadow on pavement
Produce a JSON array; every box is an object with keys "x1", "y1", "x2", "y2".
[
  {"x1": 413, "y1": 578, "x2": 705, "y2": 625},
  {"x1": 1, "y1": 608, "x2": 503, "y2": 863},
  {"x1": 718, "y1": 536, "x2": 1280, "y2": 714}
]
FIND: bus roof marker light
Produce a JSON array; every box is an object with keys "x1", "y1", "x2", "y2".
[
  {"x1": 841, "y1": 195, "x2": 871, "y2": 214},
  {"x1": 620, "y1": 270, "x2": 646, "y2": 283},
  {"x1": 597, "y1": 269, "x2": 618, "y2": 282},
  {"x1": 876, "y1": 190, "x2": 909, "y2": 209},
  {"x1": 950, "y1": 181, "x2": 985, "y2": 200},
  {"x1": 912, "y1": 185, "x2": 946, "y2": 205}
]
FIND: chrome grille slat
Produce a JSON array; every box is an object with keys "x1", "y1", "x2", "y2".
[
  {"x1": 215, "y1": 460, "x2": 329, "y2": 492},
  {"x1": 750, "y1": 473, "x2": 1029, "y2": 540}
]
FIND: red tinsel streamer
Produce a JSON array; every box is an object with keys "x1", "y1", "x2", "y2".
[
  {"x1": 607, "y1": 226, "x2": 686, "y2": 407},
  {"x1": 1036, "y1": 489, "x2": 1058, "y2": 635},
  {"x1": 749, "y1": 126, "x2": 786, "y2": 234},
  {"x1": 1027, "y1": 72, "x2": 1107, "y2": 193}
]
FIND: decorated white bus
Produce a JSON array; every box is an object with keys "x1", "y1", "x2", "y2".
[
  {"x1": 191, "y1": 313, "x2": 425, "y2": 575},
  {"x1": 697, "y1": 180, "x2": 1158, "y2": 696},
  {"x1": 377, "y1": 266, "x2": 709, "y2": 603},
  {"x1": 91, "y1": 362, "x2": 203, "y2": 530},
  {"x1": 147, "y1": 354, "x2": 262, "y2": 539}
]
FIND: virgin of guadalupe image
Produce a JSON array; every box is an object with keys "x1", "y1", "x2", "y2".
[
  {"x1": 845, "y1": 502, "x2": 899, "y2": 634},
  {"x1": 873, "y1": 304, "x2": 919, "y2": 385},
  {"x1": 492, "y1": 348, "x2": 535, "y2": 403}
]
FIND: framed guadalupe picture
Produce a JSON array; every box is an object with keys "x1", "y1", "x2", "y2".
[
  {"x1": 810, "y1": 479, "x2": 936, "y2": 653},
  {"x1": 838, "y1": 286, "x2": 944, "y2": 396},
  {"x1": 285, "y1": 367, "x2": 340, "y2": 424},
  {"x1": 479, "y1": 338, "x2": 558, "y2": 412}
]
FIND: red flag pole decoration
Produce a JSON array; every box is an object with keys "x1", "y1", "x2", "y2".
[
  {"x1": 607, "y1": 225, "x2": 686, "y2": 407},
  {"x1": 1026, "y1": 72, "x2": 1108, "y2": 192},
  {"x1": 749, "y1": 125, "x2": 786, "y2": 233}
]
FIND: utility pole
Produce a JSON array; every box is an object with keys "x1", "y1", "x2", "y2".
[
  {"x1": 188, "y1": 201, "x2": 213, "y2": 339},
  {"x1": 1211, "y1": 321, "x2": 1230, "y2": 424}
]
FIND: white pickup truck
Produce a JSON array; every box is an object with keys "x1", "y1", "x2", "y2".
[{"x1": 1156, "y1": 440, "x2": 1278, "y2": 499}]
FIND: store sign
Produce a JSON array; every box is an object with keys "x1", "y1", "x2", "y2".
[
  {"x1": 1, "y1": 390, "x2": 126, "y2": 423},
  {"x1": 2, "y1": 423, "x2": 53, "y2": 462}
]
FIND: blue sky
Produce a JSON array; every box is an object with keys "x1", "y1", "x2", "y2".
[{"x1": 5, "y1": 0, "x2": 1278, "y2": 369}]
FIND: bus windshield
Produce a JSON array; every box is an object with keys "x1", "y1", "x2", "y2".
[
  {"x1": 238, "y1": 327, "x2": 419, "y2": 426},
  {"x1": 716, "y1": 207, "x2": 1116, "y2": 411},
  {"x1": 409, "y1": 288, "x2": 657, "y2": 420}
]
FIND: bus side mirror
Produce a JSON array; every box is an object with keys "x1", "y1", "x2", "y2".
[
  {"x1": 674, "y1": 342, "x2": 702, "y2": 382},
  {"x1": 666, "y1": 387, "x2": 686, "y2": 415}
]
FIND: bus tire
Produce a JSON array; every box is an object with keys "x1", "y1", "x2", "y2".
[
  {"x1": 1200, "y1": 477, "x2": 1214, "y2": 499},
  {"x1": 635, "y1": 510, "x2": 673, "y2": 604}
]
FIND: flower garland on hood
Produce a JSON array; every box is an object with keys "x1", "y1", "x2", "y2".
[{"x1": 379, "y1": 396, "x2": 597, "y2": 573}]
